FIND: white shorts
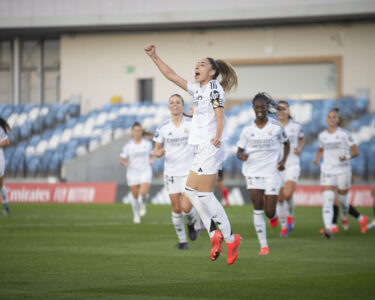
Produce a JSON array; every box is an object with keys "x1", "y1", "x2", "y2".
[
  {"x1": 320, "y1": 172, "x2": 352, "y2": 190},
  {"x1": 164, "y1": 174, "x2": 188, "y2": 195},
  {"x1": 191, "y1": 142, "x2": 226, "y2": 175},
  {"x1": 246, "y1": 174, "x2": 281, "y2": 195},
  {"x1": 280, "y1": 164, "x2": 300, "y2": 185},
  {"x1": 126, "y1": 169, "x2": 152, "y2": 186}
]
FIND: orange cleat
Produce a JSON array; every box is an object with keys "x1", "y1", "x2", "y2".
[
  {"x1": 258, "y1": 246, "x2": 269, "y2": 255},
  {"x1": 359, "y1": 215, "x2": 369, "y2": 234},
  {"x1": 287, "y1": 216, "x2": 294, "y2": 231},
  {"x1": 226, "y1": 234, "x2": 242, "y2": 265},
  {"x1": 270, "y1": 217, "x2": 279, "y2": 228},
  {"x1": 342, "y1": 218, "x2": 349, "y2": 231},
  {"x1": 210, "y1": 230, "x2": 224, "y2": 261},
  {"x1": 331, "y1": 224, "x2": 339, "y2": 234},
  {"x1": 280, "y1": 227, "x2": 288, "y2": 238}
]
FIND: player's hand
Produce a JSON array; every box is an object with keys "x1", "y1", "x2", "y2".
[
  {"x1": 211, "y1": 137, "x2": 221, "y2": 148},
  {"x1": 278, "y1": 161, "x2": 285, "y2": 171},
  {"x1": 238, "y1": 153, "x2": 249, "y2": 161},
  {"x1": 294, "y1": 147, "x2": 301, "y2": 155},
  {"x1": 145, "y1": 43, "x2": 156, "y2": 56},
  {"x1": 153, "y1": 148, "x2": 165, "y2": 157},
  {"x1": 149, "y1": 158, "x2": 154, "y2": 166},
  {"x1": 338, "y1": 156, "x2": 346, "y2": 162},
  {"x1": 313, "y1": 159, "x2": 318, "y2": 166}
]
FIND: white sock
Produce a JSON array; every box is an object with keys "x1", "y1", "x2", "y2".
[
  {"x1": 0, "y1": 186, "x2": 8, "y2": 205},
  {"x1": 286, "y1": 196, "x2": 294, "y2": 217},
  {"x1": 138, "y1": 194, "x2": 144, "y2": 205},
  {"x1": 198, "y1": 191, "x2": 234, "y2": 243},
  {"x1": 253, "y1": 210, "x2": 268, "y2": 248},
  {"x1": 131, "y1": 196, "x2": 140, "y2": 218},
  {"x1": 337, "y1": 194, "x2": 349, "y2": 219},
  {"x1": 278, "y1": 201, "x2": 287, "y2": 229},
  {"x1": 322, "y1": 190, "x2": 334, "y2": 230},
  {"x1": 183, "y1": 207, "x2": 200, "y2": 228},
  {"x1": 185, "y1": 187, "x2": 212, "y2": 237},
  {"x1": 172, "y1": 212, "x2": 187, "y2": 243}
]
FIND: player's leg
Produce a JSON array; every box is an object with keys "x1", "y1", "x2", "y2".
[
  {"x1": 283, "y1": 180, "x2": 297, "y2": 231},
  {"x1": 368, "y1": 182, "x2": 375, "y2": 229},
  {"x1": 170, "y1": 193, "x2": 188, "y2": 249},
  {"x1": 250, "y1": 187, "x2": 269, "y2": 255},
  {"x1": 129, "y1": 185, "x2": 141, "y2": 223},
  {"x1": 0, "y1": 177, "x2": 8, "y2": 216},
  {"x1": 277, "y1": 189, "x2": 288, "y2": 237}
]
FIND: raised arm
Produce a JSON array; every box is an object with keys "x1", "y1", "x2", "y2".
[{"x1": 145, "y1": 43, "x2": 188, "y2": 91}]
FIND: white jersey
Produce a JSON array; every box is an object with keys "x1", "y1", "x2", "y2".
[
  {"x1": 153, "y1": 116, "x2": 194, "y2": 176},
  {"x1": 318, "y1": 127, "x2": 355, "y2": 175},
  {"x1": 282, "y1": 120, "x2": 304, "y2": 168},
  {"x1": 187, "y1": 80, "x2": 227, "y2": 145},
  {"x1": 237, "y1": 118, "x2": 288, "y2": 177},
  {"x1": 120, "y1": 138, "x2": 153, "y2": 175},
  {"x1": 0, "y1": 127, "x2": 8, "y2": 176}
]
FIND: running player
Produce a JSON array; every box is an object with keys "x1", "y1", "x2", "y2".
[
  {"x1": 153, "y1": 94, "x2": 201, "y2": 250},
  {"x1": 0, "y1": 118, "x2": 10, "y2": 215},
  {"x1": 276, "y1": 101, "x2": 304, "y2": 237},
  {"x1": 313, "y1": 108, "x2": 368, "y2": 239},
  {"x1": 120, "y1": 122, "x2": 153, "y2": 224},
  {"x1": 237, "y1": 93, "x2": 290, "y2": 255},
  {"x1": 145, "y1": 43, "x2": 242, "y2": 265}
]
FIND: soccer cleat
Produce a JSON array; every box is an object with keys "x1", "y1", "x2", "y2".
[
  {"x1": 331, "y1": 224, "x2": 339, "y2": 234},
  {"x1": 226, "y1": 234, "x2": 242, "y2": 265},
  {"x1": 133, "y1": 214, "x2": 141, "y2": 224},
  {"x1": 342, "y1": 218, "x2": 349, "y2": 231},
  {"x1": 258, "y1": 246, "x2": 269, "y2": 255},
  {"x1": 3, "y1": 205, "x2": 9, "y2": 216},
  {"x1": 270, "y1": 217, "x2": 279, "y2": 228},
  {"x1": 280, "y1": 227, "x2": 288, "y2": 238},
  {"x1": 322, "y1": 228, "x2": 333, "y2": 239},
  {"x1": 139, "y1": 203, "x2": 146, "y2": 217},
  {"x1": 210, "y1": 230, "x2": 224, "y2": 261},
  {"x1": 367, "y1": 219, "x2": 375, "y2": 229},
  {"x1": 287, "y1": 216, "x2": 294, "y2": 231},
  {"x1": 187, "y1": 223, "x2": 197, "y2": 241},
  {"x1": 177, "y1": 242, "x2": 188, "y2": 250},
  {"x1": 359, "y1": 215, "x2": 369, "y2": 234}
]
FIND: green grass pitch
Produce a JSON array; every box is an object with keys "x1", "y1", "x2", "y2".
[{"x1": 0, "y1": 204, "x2": 374, "y2": 299}]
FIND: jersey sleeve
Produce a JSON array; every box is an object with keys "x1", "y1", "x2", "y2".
[
  {"x1": 345, "y1": 131, "x2": 356, "y2": 147},
  {"x1": 209, "y1": 81, "x2": 225, "y2": 109},
  {"x1": 318, "y1": 133, "x2": 324, "y2": 148},
  {"x1": 153, "y1": 125, "x2": 164, "y2": 144},
  {"x1": 280, "y1": 126, "x2": 288, "y2": 143},
  {"x1": 119, "y1": 144, "x2": 128, "y2": 159},
  {"x1": 298, "y1": 123, "x2": 304, "y2": 138},
  {"x1": 0, "y1": 127, "x2": 8, "y2": 142},
  {"x1": 237, "y1": 127, "x2": 248, "y2": 149},
  {"x1": 187, "y1": 81, "x2": 197, "y2": 96}
]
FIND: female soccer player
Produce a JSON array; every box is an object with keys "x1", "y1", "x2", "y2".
[
  {"x1": 276, "y1": 101, "x2": 305, "y2": 237},
  {"x1": 237, "y1": 93, "x2": 290, "y2": 255},
  {"x1": 145, "y1": 43, "x2": 241, "y2": 265},
  {"x1": 0, "y1": 118, "x2": 10, "y2": 215},
  {"x1": 153, "y1": 94, "x2": 201, "y2": 250},
  {"x1": 120, "y1": 122, "x2": 153, "y2": 224},
  {"x1": 313, "y1": 108, "x2": 368, "y2": 239}
]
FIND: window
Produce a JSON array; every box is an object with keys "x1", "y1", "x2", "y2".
[
  {"x1": 0, "y1": 41, "x2": 12, "y2": 104},
  {"x1": 138, "y1": 78, "x2": 153, "y2": 102}
]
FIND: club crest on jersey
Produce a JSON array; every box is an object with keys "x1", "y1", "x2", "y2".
[
  {"x1": 210, "y1": 90, "x2": 220, "y2": 101},
  {"x1": 268, "y1": 130, "x2": 272, "y2": 136}
]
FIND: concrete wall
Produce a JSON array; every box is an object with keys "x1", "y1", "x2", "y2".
[{"x1": 60, "y1": 22, "x2": 375, "y2": 112}]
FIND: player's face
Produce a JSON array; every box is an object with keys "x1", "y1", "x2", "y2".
[
  {"x1": 194, "y1": 58, "x2": 215, "y2": 83},
  {"x1": 169, "y1": 96, "x2": 184, "y2": 116},
  {"x1": 327, "y1": 111, "x2": 339, "y2": 128},
  {"x1": 132, "y1": 125, "x2": 143, "y2": 140},
  {"x1": 253, "y1": 98, "x2": 267, "y2": 120},
  {"x1": 277, "y1": 103, "x2": 288, "y2": 121}
]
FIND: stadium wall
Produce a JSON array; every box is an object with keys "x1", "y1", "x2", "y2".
[{"x1": 60, "y1": 22, "x2": 375, "y2": 112}]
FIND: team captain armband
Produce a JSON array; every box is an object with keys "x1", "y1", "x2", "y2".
[{"x1": 210, "y1": 90, "x2": 224, "y2": 109}]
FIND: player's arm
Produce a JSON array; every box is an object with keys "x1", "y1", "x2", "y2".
[
  {"x1": 339, "y1": 144, "x2": 359, "y2": 161},
  {"x1": 0, "y1": 138, "x2": 9, "y2": 147},
  {"x1": 211, "y1": 107, "x2": 224, "y2": 148},
  {"x1": 120, "y1": 157, "x2": 129, "y2": 167},
  {"x1": 313, "y1": 148, "x2": 324, "y2": 166},
  {"x1": 294, "y1": 136, "x2": 305, "y2": 155},
  {"x1": 145, "y1": 43, "x2": 187, "y2": 91},
  {"x1": 236, "y1": 147, "x2": 249, "y2": 161},
  {"x1": 153, "y1": 142, "x2": 165, "y2": 158},
  {"x1": 278, "y1": 140, "x2": 290, "y2": 171}
]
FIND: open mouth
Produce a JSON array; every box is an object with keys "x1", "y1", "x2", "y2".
[{"x1": 194, "y1": 72, "x2": 200, "y2": 79}]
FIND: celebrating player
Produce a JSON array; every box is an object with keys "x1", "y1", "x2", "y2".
[
  {"x1": 145, "y1": 43, "x2": 242, "y2": 265},
  {"x1": 276, "y1": 101, "x2": 304, "y2": 237},
  {"x1": 237, "y1": 93, "x2": 290, "y2": 255},
  {"x1": 153, "y1": 94, "x2": 201, "y2": 250},
  {"x1": 0, "y1": 118, "x2": 10, "y2": 216},
  {"x1": 313, "y1": 108, "x2": 368, "y2": 239},
  {"x1": 120, "y1": 122, "x2": 153, "y2": 224}
]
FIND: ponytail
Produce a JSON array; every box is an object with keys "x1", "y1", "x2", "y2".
[
  {"x1": 253, "y1": 92, "x2": 281, "y2": 114},
  {"x1": 207, "y1": 57, "x2": 238, "y2": 94},
  {"x1": 0, "y1": 118, "x2": 10, "y2": 133}
]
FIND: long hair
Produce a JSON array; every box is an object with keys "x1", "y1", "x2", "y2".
[
  {"x1": 0, "y1": 117, "x2": 10, "y2": 133},
  {"x1": 329, "y1": 107, "x2": 345, "y2": 127},
  {"x1": 207, "y1": 57, "x2": 238, "y2": 94},
  {"x1": 252, "y1": 92, "x2": 281, "y2": 114},
  {"x1": 278, "y1": 100, "x2": 293, "y2": 120}
]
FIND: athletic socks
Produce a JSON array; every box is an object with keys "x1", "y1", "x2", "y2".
[
  {"x1": 349, "y1": 204, "x2": 360, "y2": 219},
  {"x1": 0, "y1": 186, "x2": 8, "y2": 205},
  {"x1": 286, "y1": 196, "x2": 295, "y2": 217},
  {"x1": 322, "y1": 190, "x2": 334, "y2": 230},
  {"x1": 253, "y1": 210, "x2": 268, "y2": 248},
  {"x1": 185, "y1": 187, "x2": 213, "y2": 236},
  {"x1": 130, "y1": 196, "x2": 140, "y2": 219},
  {"x1": 333, "y1": 204, "x2": 339, "y2": 224},
  {"x1": 172, "y1": 212, "x2": 187, "y2": 243},
  {"x1": 221, "y1": 188, "x2": 230, "y2": 207},
  {"x1": 337, "y1": 194, "x2": 349, "y2": 219},
  {"x1": 277, "y1": 201, "x2": 287, "y2": 229},
  {"x1": 198, "y1": 192, "x2": 234, "y2": 243}
]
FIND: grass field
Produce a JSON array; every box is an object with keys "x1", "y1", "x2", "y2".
[{"x1": 0, "y1": 203, "x2": 374, "y2": 300}]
